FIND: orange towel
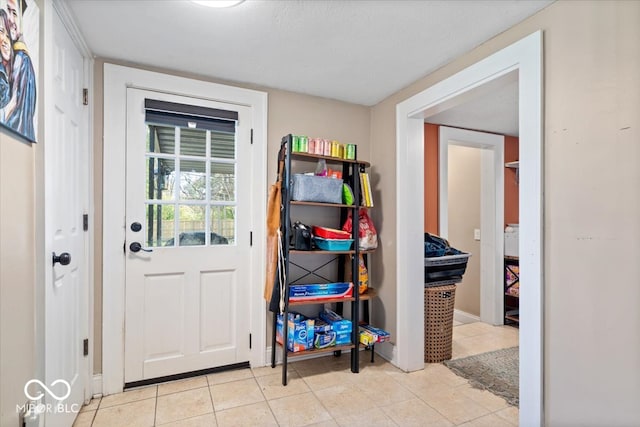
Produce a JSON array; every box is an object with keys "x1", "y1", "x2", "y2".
[{"x1": 264, "y1": 160, "x2": 283, "y2": 301}]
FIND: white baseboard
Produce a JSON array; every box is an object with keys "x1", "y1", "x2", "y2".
[
  {"x1": 92, "y1": 374, "x2": 103, "y2": 398},
  {"x1": 454, "y1": 309, "x2": 481, "y2": 324},
  {"x1": 373, "y1": 341, "x2": 397, "y2": 367}
]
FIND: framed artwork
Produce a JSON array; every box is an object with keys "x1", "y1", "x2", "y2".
[{"x1": 0, "y1": 0, "x2": 38, "y2": 143}]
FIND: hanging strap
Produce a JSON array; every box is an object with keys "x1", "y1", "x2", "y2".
[{"x1": 277, "y1": 229, "x2": 286, "y2": 314}]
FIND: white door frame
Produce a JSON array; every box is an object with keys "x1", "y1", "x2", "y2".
[
  {"x1": 396, "y1": 31, "x2": 543, "y2": 425},
  {"x1": 102, "y1": 64, "x2": 267, "y2": 395},
  {"x1": 44, "y1": 0, "x2": 95, "y2": 403},
  {"x1": 438, "y1": 126, "x2": 504, "y2": 326}
]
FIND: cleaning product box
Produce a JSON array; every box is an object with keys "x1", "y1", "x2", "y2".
[
  {"x1": 319, "y1": 309, "x2": 352, "y2": 332},
  {"x1": 289, "y1": 282, "x2": 353, "y2": 302},
  {"x1": 276, "y1": 312, "x2": 314, "y2": 352}
]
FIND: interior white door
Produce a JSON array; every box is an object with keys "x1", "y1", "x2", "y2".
[
  {"x1": 44, "y1": 8, "x2": 88, "y2": 427},
  {"x1": 124, "y1": 88, "x2": 251, "y2": 382}
]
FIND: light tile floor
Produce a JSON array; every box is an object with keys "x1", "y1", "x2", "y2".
[{"x1": 75, "y1": 322, "x2": 519, "y2": 427}]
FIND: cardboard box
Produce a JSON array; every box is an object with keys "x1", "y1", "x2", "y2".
[
  {"x1": 276, "y1": 313, "x2": 314, "y2": 352},
  {"x1": 314, "y1": 331, "x2": 336, "y2": 349},
  {"x1": 313, "y1": 318, "x2": 332, "y2": 334},
  {"x1": 359, "y1": 324, "x2": 390, "y2": 343},
  {"x1": 319, "y1": 309, "x2": 352, "y2": 333},
  {"x1": 289, "y1": 282, "x2": 353, "y2": 302},
  {"x1": 335, "y1": 330, "x2": 352, "y2": 345}
]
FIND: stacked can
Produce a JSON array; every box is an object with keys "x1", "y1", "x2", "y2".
[{"x1": 346, "y1": 144, "x2": 356, "y2": 160}]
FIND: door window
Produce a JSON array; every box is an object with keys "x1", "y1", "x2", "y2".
[{"x1": 143, "y1": 100, "x2": 238, "y2": 247}]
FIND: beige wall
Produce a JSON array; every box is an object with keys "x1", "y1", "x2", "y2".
[
  {"x1": 0, "y1": 133, "x2": 35, "y2": 426},
  {"x1": 92, "y1": 59, "x2": 371, "y2": 372},
  {"x1": 370, "y1": 1, "x2": 640, "y2": 424},
  {"x1": 447, "y1": 145, "x2": 481, "y2": 317}
]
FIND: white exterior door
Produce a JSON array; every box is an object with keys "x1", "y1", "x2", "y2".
[
  {"x1": 124, "y1": 88, "x2": 251, "y2": 383},
  {"x1": 44, "y1": 7, "x2": 89, "y2": 427}
]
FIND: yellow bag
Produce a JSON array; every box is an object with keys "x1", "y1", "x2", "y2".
[{"x1": 345, "y1": 255, "x2": 368, "y2": 294}]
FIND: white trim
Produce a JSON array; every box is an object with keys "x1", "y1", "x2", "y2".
[
  {"x1": 454, "y1": 309, "x2": 481, "y2": 324},
  {"x1": 396, "y1": 31, "x2": 543, "y2": 426},
  {"x1": 438, "y1": 126, "x2": 504, "y2": 326},
  {"x1": 92, "y1": 375, "x2": 103, "y2": 399},
  {"x1": 102, "y1": 64, "x2": 267, "y2": 395},
  {"x1": 52, "y1": 0, "x2": 93, "y2": 57}
]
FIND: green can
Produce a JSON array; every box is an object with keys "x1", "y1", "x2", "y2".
[
  {"x1": 346, "y1": 144, "x2": 356, "y2": 160},
  {"x1": 291, "y1": 135, "x2": 300, "y2": 152},
  {"x1": 299, "y1": 136, "x2": 309, "y2": 153}
]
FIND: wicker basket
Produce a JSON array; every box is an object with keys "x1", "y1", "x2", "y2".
[{"x1": 424, "y1": 284, "x2": 457, "y2": 363}]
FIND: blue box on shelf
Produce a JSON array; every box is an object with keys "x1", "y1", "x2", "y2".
[
  {"x1": 289, "y1": 282, "x2": 353, "y2": 302},
  {"x1": 276, "y1": 312, "x2": 314, "y2": 353},
  {"x1": 335, "y1": 330, "x2": 352, "y2": 345},
  {"x1": 319, "y1": 309, "x2": 352, "y2": 333}
]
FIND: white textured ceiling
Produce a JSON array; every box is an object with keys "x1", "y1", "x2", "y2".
[
  {"x1": 65, "y1": 0, "x2": 551, "y2": 108},
  {"x1": 427, "y1": 80, "x2": 519, "y2": 136}
]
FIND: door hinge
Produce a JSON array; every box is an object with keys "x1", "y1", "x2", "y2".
[
  {"x1": 83, "y1": 214, "x2": 89, "y2": 231},
  {"x1": 83, "y1": 338, "x2": 89, "y2": 357},
  {"x1": 249, "y1": 333, "x2": 252, "y2": 349},
  {"x1": 250, "y1": 128, "x2": 253, "y2": 145},
  {"x1": 82, "y1": 88, "x2": 88, "y2": 106},
  {"x1": 250, "y1": 231, "x2": 253, "y2": 246}
]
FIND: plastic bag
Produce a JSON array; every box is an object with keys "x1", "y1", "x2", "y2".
[
  {"x1": 342, "y1": 209, "x2": 378, "y2": 250},
  {"x1": 342, "y1": 184, "x2": 354, "y2": 205},
  {"x1": 344, "y1": 254, "x2": 369, "y2": 294}
]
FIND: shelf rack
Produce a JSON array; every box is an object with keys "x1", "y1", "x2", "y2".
[{"x1": 270, "y1": 135, "x2": 365, "y2": 386}]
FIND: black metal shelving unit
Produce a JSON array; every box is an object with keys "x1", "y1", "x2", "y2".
[{"x1": 270, "y1": 134, "x2": 367, "y2": 385}]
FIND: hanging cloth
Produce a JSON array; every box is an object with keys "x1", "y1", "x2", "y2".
[{"x1": 263, "y1": 149, "x2": 285, "y2": 301}]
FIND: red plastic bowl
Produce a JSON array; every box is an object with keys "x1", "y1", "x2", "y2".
[{"x1": 312, "y1": 226, "x2": 351, "y2": 240}]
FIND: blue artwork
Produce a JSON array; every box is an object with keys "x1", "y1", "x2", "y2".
[{"x1": 0, "y1": 0, "x2": 37, "y2": 143}]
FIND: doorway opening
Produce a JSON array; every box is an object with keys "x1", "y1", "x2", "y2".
[
  {"x1": 396, "y1": 31, "x2": 543, "y2": 425},
  {"x1": 437, "y1": 126, "x2": 505, "y2": 326}
]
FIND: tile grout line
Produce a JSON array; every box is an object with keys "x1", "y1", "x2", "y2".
[
  {"x1": 205, "y1": 374, "x2": 220, "y2": 426},
  {"x1": 301, "y1": 368, "x2": 338, "y2": 426},
  {"x1": 253, "y1": 366, "x2": 285, "y2": 425},
  {"x1": 153, "y1": 386, "x2": 158, "y2": 426}
]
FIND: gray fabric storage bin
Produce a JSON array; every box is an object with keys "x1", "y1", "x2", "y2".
[{"x1": 292, "y1": 174, "x2": 343, "y2": 204}]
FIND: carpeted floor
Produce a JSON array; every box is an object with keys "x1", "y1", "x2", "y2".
[{"x1": 444, "y1": 346, "x2": 519, "y2": 406}]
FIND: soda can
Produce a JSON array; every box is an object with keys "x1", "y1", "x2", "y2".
[
  {"x1": 346, "y1": 144, "x2": 356, "y2": 160},
  {"x1": 331, "y1": 140, "x2": 340, "y2": 157},
  {"x1": 299, "y1": 136, "x2": 309, "y2": 153},
  {"x1": 323, "y1": 139, "x2": 332, "y2": 156},
  {"x1": 291, "y1": 135, "x2": 300, "y2": 152}
]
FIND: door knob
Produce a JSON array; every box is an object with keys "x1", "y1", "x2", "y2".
[
  {"x1": 129, "y1": 242, "x2": 153, "y2": 253},
  {"x1": 52, "y1": 252, "x2": 71, "y2": 266}
]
